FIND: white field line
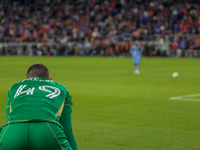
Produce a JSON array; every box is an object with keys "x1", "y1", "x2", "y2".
[{"x1": 170, "y1": 93, "x2": 200, "y2": 102}]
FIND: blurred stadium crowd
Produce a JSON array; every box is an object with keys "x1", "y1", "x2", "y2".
[{"x1": 0, "y1": 0, "x2": 200, "y2": 57}]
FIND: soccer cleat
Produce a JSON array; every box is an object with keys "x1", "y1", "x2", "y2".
[{"x1": 134, "y1": 70, "x2": 140, "y2": 74}]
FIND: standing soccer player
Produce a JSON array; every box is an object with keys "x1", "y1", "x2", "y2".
[
  {"x1": 130, "y1": 41, "x2": 143, "y2": 74},
  {"x1": 0, "y1": 63, "x2": 78, "y2": 150}
]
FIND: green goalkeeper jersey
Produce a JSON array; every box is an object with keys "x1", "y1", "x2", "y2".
[{"x1": 4, "y1": 77, "x2": 78, "y2": 150}]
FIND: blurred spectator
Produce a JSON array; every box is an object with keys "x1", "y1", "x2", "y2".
[{"x1": 0, "y1": 0, "x2": 199, "y2": 57}]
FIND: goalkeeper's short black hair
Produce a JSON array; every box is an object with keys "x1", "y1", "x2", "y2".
[{"x1": 27, "y1": 63, "x2": 50, "y2": 79}]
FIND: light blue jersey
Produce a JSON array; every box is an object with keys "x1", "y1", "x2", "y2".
[
  {"x1": 130, "y1": 45, "x2": 143, "y2": 57},
  {"x1": 130, "y1": 44, "x2": 143, "y2": 64},
  {"x1": 130, "y1": 43, "x2": 143, "y2": 73}
]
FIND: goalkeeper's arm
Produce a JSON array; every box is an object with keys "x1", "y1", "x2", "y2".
[{"x1": 60, "y1": 91, "x2": 78, "y2": 150}]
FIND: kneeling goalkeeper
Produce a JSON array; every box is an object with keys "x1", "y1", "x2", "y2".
[{"x1": 0, "y1": 63, "x2": 78, "y2": 150}]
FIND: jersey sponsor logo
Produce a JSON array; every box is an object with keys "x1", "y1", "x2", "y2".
[{"x1": 14, "y1": 85, "x2": 61, "y2": 99}]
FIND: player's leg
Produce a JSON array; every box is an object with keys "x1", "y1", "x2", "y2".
[
  {"x1": 133, "y1": 57, "x2": 137, "y2": 72},
  {"x1": 0, "y1": 123, "x2": 27, "y2": 150},
  {"x1": 133, "y1": 56, "x2": 140, "y2": 74},
  {"x1": 28, "y1": 122, "x2": 73, "y2": 150}
]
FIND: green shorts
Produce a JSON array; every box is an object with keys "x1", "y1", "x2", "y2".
[{"x1": 0, "y1": 122, "x2": 72, "y2": 150}]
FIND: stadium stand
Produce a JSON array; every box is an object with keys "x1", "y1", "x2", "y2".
[{"x1": 0, "y1": 0, "x2": 199, "y2": 57}]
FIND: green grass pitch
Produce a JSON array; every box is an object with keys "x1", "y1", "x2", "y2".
[{"x1": 0, "y1": 56, "x2": 200, "y2": 150}]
